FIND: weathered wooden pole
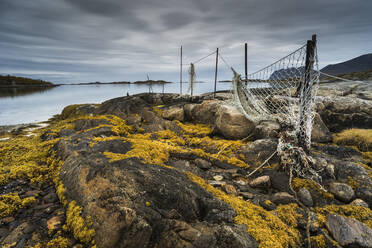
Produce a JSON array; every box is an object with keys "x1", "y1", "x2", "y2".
[
  {"x1": 297, "y1": 34, "x2": 316, "y2": 153},
  {"x1": 214, "y1": 48, "x2": 219, "y2": 98},
  {"x1": 190, "y1": 63, "x2": 194, "y2": 97},
  {"x1": 245, "y1": 43, "x2": 248, "y2": 80},
  {"x1": 180, "y1": 46, "x2": 183, "y2": 95}
]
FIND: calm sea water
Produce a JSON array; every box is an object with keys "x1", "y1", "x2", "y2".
[{"x1": 0, "y1": 82, "x2": 232, "y2": 125}]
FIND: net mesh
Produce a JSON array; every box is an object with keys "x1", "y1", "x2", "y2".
[
  {"x1": 232, "y1": 43, "x2": 319, "y2": 146},
  {"x1": 188, "y1": 63, "x2": 195, "y2": 96}
]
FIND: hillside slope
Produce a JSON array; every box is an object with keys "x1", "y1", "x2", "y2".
[{"x1": 321, "y1": 53, "x2": 372, "y2": 75}]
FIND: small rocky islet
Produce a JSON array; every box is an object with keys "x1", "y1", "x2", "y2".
[{"x1": 0, "y1": 82, "x2": 371, "y2": 248}]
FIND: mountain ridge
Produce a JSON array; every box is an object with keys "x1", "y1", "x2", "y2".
[{"x1": 320, "y1": 53, "x2": 372, "y2": 76}]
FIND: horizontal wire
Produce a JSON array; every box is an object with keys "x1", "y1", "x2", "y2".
[
  {"x1": 248, "y1": 43, "x2": 307, "y2": 77},
  {"x1": 192, "y1": 51, "x2": 217, "y2": 64},
  {"x1": 318, "y1": 71, "x2": 363, "y2": 83}
]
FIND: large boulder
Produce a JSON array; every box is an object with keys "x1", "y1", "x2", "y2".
[
  {"x1": 162, "y1": 105, "x2": 185, "y2": 121},
  {"x1": 95, "y1": 94, "x2": 181, "y2": 132},
  {"x1": 326, "y1": 214, "x2": 372, "y2": 248},
  {"x1": 56, "y1": 132, "x2": 258, "y2": 248},
  {"x1": 215, "y1": 105, "x2": 255, "y2": 140},
  {"x1": 315, "y1": 96, "x2": 372, "y2": 132},
  {"x1": 251, "y1": 114, "x2": 332, "y2": 143},
  {"x1": 184, "y1": 100, "x2": 222, "y2": 124},
  {"x1": 59, "y1": 104, "x2": 99, "y2": 120}
]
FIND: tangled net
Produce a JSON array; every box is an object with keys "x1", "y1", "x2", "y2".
[{"x1": 232, "y1": 40, "x2": 321, "y2": 182}]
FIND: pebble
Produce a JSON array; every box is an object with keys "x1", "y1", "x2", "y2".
[
  {"x1": 194, "y1": 158, "x2": 212, "y2": 170},
  {"x1": 209, "y1": 180, "x2": 225, "y2": 186},
  {"x1": 47, "y1": 216, "x2": 64, "y2": 232},
  {"x1": 0, "y1": 217, "x2": 15, "y2": 225},
  {"x1": 249, "y1": 176, "x2": 270, "y2": 188},
  {"x1": 239, "y1": 192, "x2": 254, "y2": 199},
  {"x1": 329, "y1": 182, "x2": 355, "y2": 203},
  {"x1": 222, "y1": 184, "x2": 238, "y2": 196},
  {"x1": 213, "y1": 175, "x2": 223, "y2": 181},
  {"x1": 271, "y1": 192, "x2": 296, "y2": 205},
  {"x1": 235, "y1": 180, "x2": 246, "y2": 186},
  {"x1": 297, "y1": 188, "x2": 313, "y2": 207},
  {"x1": 24, "y1": 190, "x2": 41, "y2": 197},
  {"x1": 350, "y1": 198, "x2": 369, "y2": 208},
  {"x1": 43, "y1": 192, "x2": 58, "y2": 204}
]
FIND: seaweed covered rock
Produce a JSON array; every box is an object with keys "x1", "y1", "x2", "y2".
[
  {"x1": 59, "y1": 104, "x2": 99, "y2": 120},
  {"x1": 2, "y1": 92, "x2": 372, "y2": 248},
  {"x1": 55, "y1": 130, "x2": 257, "y2": 248}
]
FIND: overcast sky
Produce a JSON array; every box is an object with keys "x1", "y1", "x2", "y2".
[{"x1": 0, "y1": 0, "x2": 371, "y2": 83}]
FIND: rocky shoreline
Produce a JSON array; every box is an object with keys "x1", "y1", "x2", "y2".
[{"x1": 0, "y1": 82, "x2": 371, "y2": 248}]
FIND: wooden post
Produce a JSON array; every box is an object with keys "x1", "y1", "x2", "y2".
[
  {"x1": 297, "y1": 34, "x2": 316, "y2": 153},
  {"x1": 190, "y1": 64, "x2": 193, "y2": 97},
  {"x1": 189, "y1": 63, "x2": 196, "y2": 97},
  {"x1": 245, "y1": 43, "x2": 248, "y2": 80},
  {"x1": 214, "y1": 48, "x2": 219, "y2": 98},
  {"x1": 180, "y1": 46, "x2": 183, "y2": 95}
]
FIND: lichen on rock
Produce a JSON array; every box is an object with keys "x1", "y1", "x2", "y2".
[
  {"x1": 0, "y1": 192, "x2": 35, "y2": 218},
  {"x1": 186, "y1": 172, "x2": 300, "y2": 248}
]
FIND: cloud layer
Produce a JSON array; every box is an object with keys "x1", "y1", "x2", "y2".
[{"x1": 0, "y1": 0, "x2": 371, "y2": 83}]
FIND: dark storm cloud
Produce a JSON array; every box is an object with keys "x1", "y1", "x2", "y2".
[{"x1": 0, "y1": 0, "x2": 371, "y2": 83}]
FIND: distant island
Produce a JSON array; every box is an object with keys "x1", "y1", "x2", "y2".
[
  {"x1": 0, "y1": 75, "x2": 173, "y2": 88},
  {"x1": 69, "y1": 80, "x2": 172, "y2": 85},
  {"x1": 0, "y1": 75, "x2": 55, "y2": 88}
]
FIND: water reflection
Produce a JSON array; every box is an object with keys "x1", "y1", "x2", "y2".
[{"x1": 0, "y1": 87, "x2": 54, "y2": 98}]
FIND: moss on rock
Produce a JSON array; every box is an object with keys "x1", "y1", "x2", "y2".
[
  {"x1": 186, "y1": 172, "x2": 300, "y2": 248},
  {"x1": 64, "y1": 201, "x2": 96, "y2": 245},
  {"x1": 315, "y1": 204, "x2": 372, "y2": 228},
  {"x1": 0, "y1": 193, "x2": 35, "y2": 218},
  {"x1": 292, "y1": 178, "x2": 334, "y2": 200}
]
